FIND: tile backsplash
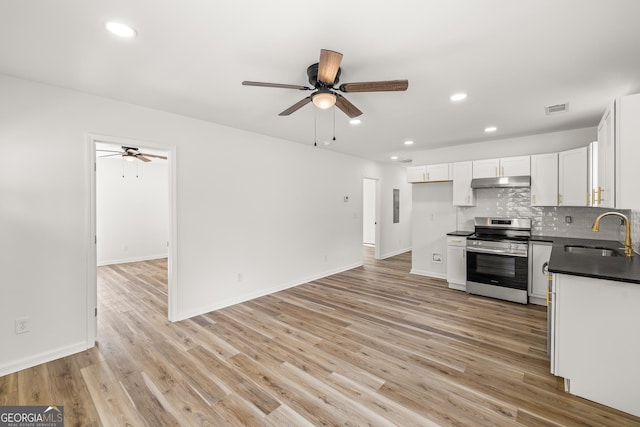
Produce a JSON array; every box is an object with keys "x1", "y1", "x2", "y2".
[{"x1": 457, "y1": 187, "x2": 631, "y2": 242}]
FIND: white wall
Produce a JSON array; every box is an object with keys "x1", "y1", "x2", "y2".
[
  {"x1": 96, "y1": 156, "x2": 169, "y2": 265},
  {"x1": 0, "y1": 74, "x2": 411, "y2": 375},
  {"x1": 411, "y1": 182, "x2": 456, "y2": 278},
  {"x1": 376, "y1": 164, "x2": 413, "y2": 259}
]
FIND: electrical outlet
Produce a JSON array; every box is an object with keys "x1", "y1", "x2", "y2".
[
  {"x1": 15, "y1": 317, "x2": 30, "y2": 334},
  {"x1": 432, "y1": 252, "x2": 442, "y2": 263}
]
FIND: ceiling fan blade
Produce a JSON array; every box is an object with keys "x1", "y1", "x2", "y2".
[
  {"x1": 96, "y1": 153, "x2": 122, "y2": 158},
  {"x1": 242, "y1": 81, "x2": 311, "y2": 90},
  {"x1": 136, "y1": 155, "x2": 151, "y2": 162},
  {"x1": 335, "y1": 94, "x2": 363, "y2": 118},
  {"x1": 139, "y1": 153, "x2": 167, "y2": 160},
  {"x1": 339, "y1": 80, "x2": 409, "y2": 93},
  {"x1": 318, "y1": 49, "x2": 343, "y2": 85},
  {"x1": 279, "y1": 97, "x2": 312, "y2": 116}
]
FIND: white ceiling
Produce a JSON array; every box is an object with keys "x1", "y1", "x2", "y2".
[{"x1": 2, "y1": 0, "x2": 639, "y2": 162}]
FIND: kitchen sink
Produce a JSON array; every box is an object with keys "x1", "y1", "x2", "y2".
[{"x1": 563, "y1": 245, "x2": 622, "y2": 257}]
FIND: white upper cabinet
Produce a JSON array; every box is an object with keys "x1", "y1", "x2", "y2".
[
  {"x1": 407, "y1": 166, "x2": 427, "y2": 183},
  {"x1": 559, "y1": 147, "x2": 588, "y2": 206},
  {"x1": 500, "y1": 155, "x2": 531, "y2": 177},
  {"x1": 472, "y1": 156, "x2": 530, "y2": 178},
  {"x1": 426, "y1": 163, "x2": 451, "y2": 182},
  {"x1": 472, "y1": 158, "x2": 500, "y2": 178},
  {"x1": 452, "y1": 161, "x2": 475, "y2": 206},
  {"x1": 407, "y1": 164, "x2": 451, "y2": 183},
  {"x1": 531, "y1": 153, "x2": 558, "y2": 206},
  {"x1": 597, "y1": 103, "x2": 615, "y2": 208},
  {"x1": 616, "y1": 93, "x2": 640, "y2": 210}
]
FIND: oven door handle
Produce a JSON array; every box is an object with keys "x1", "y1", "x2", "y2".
[{"x1": 466, "y1": 247, "x2": 527, "y2": 257}]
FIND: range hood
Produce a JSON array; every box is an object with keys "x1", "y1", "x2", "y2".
[{"x1": 470, "y1": 175, "x2": 531, "y2": 189}]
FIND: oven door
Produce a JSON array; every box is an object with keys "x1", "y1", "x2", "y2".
[{"x1": 466, "y1": 249, "x2": 528, "y2": 291}]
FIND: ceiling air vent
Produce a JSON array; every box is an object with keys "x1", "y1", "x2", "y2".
[
  {"x1": 545, "y1": 103, "x2": 569, "y2": 115},
  {"x1": 398, "y1": 158, "x2": 412, "y2": 163}
]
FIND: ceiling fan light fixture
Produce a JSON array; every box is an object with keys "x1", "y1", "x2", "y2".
[
  {"x1": 312, "y1": 91, "x2": 337, "y2": 109},
  {"x1": 123, "y1": 154, "x2": 137, "y2": 162}
]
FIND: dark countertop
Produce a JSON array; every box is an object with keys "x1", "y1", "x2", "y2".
[
  {"x1": 544, "y1": 236, "x2": 640, "y2": 284},
  {"x1": 446, "y1": 230, "x2": 474, "y2": 237}
]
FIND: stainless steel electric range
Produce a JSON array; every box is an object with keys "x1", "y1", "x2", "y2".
[{"x1": 466, "y1": 217, "x2": 531, "y2": 304}]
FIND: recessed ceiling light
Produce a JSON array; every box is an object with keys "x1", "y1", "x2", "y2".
[
  {"x1": 105, "y1": 21, "x2": 137, "y2": 38},
  {"x1": 484, "y1": 126, "x2": 497, "y2": 132},
  {"x1": 404, "y1": 140, "x2": 414, "y2": 146},
  {"x1": 391, "y1": 156, "x2": 398, "y2": 160},
  {"x1": 349, "y1": 119, "x2": 361, "y2": 125},
  {"x1": 450, "y1": 93, "x2": 467, "y2": 102}
]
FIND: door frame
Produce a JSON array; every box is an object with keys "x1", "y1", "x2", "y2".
[{"x1": 86, "y1": 133, "x2": 178, "y2": 346}]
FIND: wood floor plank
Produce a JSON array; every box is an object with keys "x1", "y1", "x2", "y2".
[{"x1": 2, "y1": 250, "x2": 639, "y2": 425}]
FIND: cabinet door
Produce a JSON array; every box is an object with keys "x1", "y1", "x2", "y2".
[
  {"x1": 500, "y1": 155, "x2": 530, "y2": 177},
  {"x1": 554, "y1": 274, "x2": 640, "y2": 417},
  {"x1": 452, "y1": 161, "x2": 475, "y2": 206},
  {"x1": 616, "y1": 93, "x2": 640, "y2": 210},
  {"x1": 559, "y1": 147, "x2": 587, "y2": 206},
  {"x1": 426, "y1": 163, "x2": 451, "y2": 182},
  {"x1": 472, "y1": 158, "x2": 499, "y2": 178},
  {"x1": 446, "y1": 243, "x2": 466, "y2": 289},
  {"x1": 596, "y1": 103, "x2": 615, "y2": 207},
  {"x1": 531, "y1": 153, "x2": 558, "y2": 206},
  {"x1": 407, "y1": 166, "x2": 427, "y2": 183},
  {"x1": 529, "y1": 243, "x2": 552, "y2": 302}
]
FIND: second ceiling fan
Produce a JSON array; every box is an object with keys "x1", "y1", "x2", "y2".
[{"x1": 242, "y1": 49, "x2": 408, "y2": 118}]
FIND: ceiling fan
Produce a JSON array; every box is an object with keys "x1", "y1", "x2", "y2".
[
  {"x1": 242, "y1": 49, "x2": 408, "y2": 118},
  {"x1": 96, "y1": 146, "x2": 167, "y2": 162}
]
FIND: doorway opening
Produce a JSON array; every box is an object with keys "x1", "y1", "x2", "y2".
[
  {"x1": 362, "y1": 177, "x2": 380, "y2": 261},
  {"x1": 87, "y1": 134, "x2": 177, "y2": 346}
]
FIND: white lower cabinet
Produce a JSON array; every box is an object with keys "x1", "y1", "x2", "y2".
[
  {"x1": 551, "y1": 273, "x2": 640, "y2": 417},
  {"x1": 528, "y1": 242, "x2": 552, "y2": 305},
  {"x1": 446, "y1": 236, "x2": 466, "y2": 290}
]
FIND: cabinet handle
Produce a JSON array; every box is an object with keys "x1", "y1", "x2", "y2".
[
  {"x1": 495, "y1": 166, "x2": 498, "y2": 177},
  {"x1": 427, "y1": 172, "x2": 430, "y2": 181},
  {"x1": 586, "y1": 192, "x2": 589, "y2": 206},
  {"x1": 597, "y1": 186, "x2": 603, "y2": 203},
  {"x1": 546, "y1": 288, "x2": 551, "y2": 305},
  {"x1": 501, "y1": 166, "x2": 505, "y2": 176},
  {"x1": 558, "y1": 194, "x2": 562, "y2": 205}
]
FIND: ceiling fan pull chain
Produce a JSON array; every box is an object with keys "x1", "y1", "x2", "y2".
[
  {"x1": 333, "y1": 106, "x2": 336, "y2": 142},
  {"x1": 122, "y1": 158, "x2": 125, "y2": 178},
  {"x1": 136, "y1": 160, "x2": 139, "y2": 178},
  {"x1": 314, "y1": 109, "x2": 317, "y2": 147}
]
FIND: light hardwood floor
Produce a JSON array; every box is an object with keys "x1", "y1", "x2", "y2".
[{"x1": 1, "y1": 248, "x2": 639, "y2": 426}]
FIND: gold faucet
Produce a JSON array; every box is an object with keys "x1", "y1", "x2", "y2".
[{"x1": 591, "y1": 212, "x2": 634, "y2": 257}]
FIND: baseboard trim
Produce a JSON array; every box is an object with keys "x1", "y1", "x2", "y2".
[
  {"x1": 410, "y1": 269, "x2": 447, "y2": 280},
  {"x1": 98, "y1": 254, "x2": 168, "y2": 266},
  {"x1": 0, "y1": 341, "x2": 89, "y2": 377},
  {"x1": 379, "y1": 247, "x2": 411, "y2": 260},
  {"x1": 175, "y1": 262, "x2": 363, "y2": 321}
]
